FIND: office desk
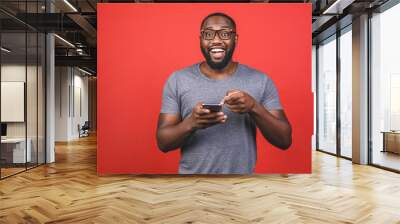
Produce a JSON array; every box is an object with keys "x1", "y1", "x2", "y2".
[
  {"x1": 381, "y1": 131, "x2": 400, "y2": 154},
  {"x1": 1, "y1": 138, "x2": 31, "y2": 164}
]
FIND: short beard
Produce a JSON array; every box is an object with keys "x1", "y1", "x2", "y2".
[{"x1": 201, "y1": 43, "x2": 235, "y2": 70}]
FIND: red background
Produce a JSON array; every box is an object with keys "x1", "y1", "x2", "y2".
[{"x1": 98, "y1": 3, "x2": 312, "y2": 174}]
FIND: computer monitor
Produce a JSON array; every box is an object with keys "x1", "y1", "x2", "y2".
[{"x1": 1, "y1": 123, "x2": 7, "y2": 137}]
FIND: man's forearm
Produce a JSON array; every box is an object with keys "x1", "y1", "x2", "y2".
[
  {"x1": 157, "y1": 117, "x2": 195, "y2": 152},
  {"x1": 249, "y1": 103, "x2": 292, "y2": 149}
]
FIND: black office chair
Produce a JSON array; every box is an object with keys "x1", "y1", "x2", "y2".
[{"x1": 79, "y1": 121, "x2": 90, "y2": 138}]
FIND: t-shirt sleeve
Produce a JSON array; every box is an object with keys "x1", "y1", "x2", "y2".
[
  {"x1": 260, "y1": 77, "x2": 283, "y2": 110},
  {"x1": 161, "y1": 74, "x2": 180, "y2": 114}
]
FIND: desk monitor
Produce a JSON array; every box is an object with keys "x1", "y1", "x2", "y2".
[{"x1": 1, "y1": 123, "x2": 7, "y2": 137}]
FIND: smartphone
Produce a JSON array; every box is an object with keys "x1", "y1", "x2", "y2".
[{"x1": 202, "y1": 103, "x2": 222, "y2": 112}]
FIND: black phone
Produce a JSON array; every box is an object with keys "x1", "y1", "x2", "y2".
[{"x1": 202, "y1": 103, "x2": 222, "y2": 112}]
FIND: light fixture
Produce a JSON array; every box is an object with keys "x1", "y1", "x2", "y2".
[
  {"x1": 78, "y1": 67, "x2": 93, "y2": 76},
  {"x1": 63, "y1": 0, "x2": 78, "y2": 12},
  {"x1": 76, "y1": 48, "x2": 86, "y2": 56},
  {"x1": 322, "y1": 0, "x2": 355, "y2": 15},
  {"x1": 1, "y1": 47, "x2": 11, "y2": 53},
  {"x1": 54, "y1": 34, "x2": 75, "y2": 48}
]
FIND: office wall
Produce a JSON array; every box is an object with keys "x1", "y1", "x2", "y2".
[
  {"x1": 55, "y1": 67, "x2": 89, "y2": 141},
  {"x1": 72, "y1": 72, "x2": 89, "y2": 137},
  {"x1": 55, "y1": 67, "x2": 69, "y2": 141}
]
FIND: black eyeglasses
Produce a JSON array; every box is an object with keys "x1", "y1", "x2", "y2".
[{"x1": 200, "y1": 29, "x2": 236, "y2": 40}]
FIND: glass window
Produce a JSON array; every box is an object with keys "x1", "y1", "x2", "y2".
[
  {"x1": 317, "y1": 35, "x2": 337, "y2": 154},
  {"x1": 339, "y1": 27, "x2": 352, "y2": 158},
  {"x1": 312, "y1": 45, "x2": 317, "y2": 151},
  {"x1": 371, "y1": 3, "x2": 400, "y2": 171}
]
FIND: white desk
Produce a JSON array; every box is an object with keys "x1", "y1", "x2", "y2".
[{"x1": 1, "y1": 138, "x2": 31, "y2": 163}]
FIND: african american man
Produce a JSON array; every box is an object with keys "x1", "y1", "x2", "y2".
[{"x1": 156, "y1": 12, "x2": 292, "y2": 174}]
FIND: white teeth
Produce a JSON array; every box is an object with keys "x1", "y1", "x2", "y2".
[{"x1": 210, "y1": 48, "x2": 225, "y2": 53}]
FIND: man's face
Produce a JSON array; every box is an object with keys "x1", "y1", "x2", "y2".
[{"x1": 200, "y1": 16, "x2": 237, "y2": 70}]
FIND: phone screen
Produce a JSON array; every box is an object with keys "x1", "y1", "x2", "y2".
[{"x1": 202, "y1": 103, "x2": 222, "y2": 112}]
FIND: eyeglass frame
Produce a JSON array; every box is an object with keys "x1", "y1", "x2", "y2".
[{"x1": 200, "y1": 28, "x2": 237, "y2": 40}]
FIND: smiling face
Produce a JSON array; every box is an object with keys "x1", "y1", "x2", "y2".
[{"x1": 200, "y1": 15, "x2": 237, "y2": 70}]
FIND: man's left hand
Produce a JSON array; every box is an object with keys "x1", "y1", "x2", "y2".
[{"x1": 222, "y1": 90, "x2": 257, "y2": 114}]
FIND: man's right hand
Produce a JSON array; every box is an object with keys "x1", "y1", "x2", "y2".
[{"x1": 188, "y1": 102, "x2": 227, "y2": 130}]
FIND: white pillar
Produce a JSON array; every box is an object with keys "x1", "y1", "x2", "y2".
[
  {"x1": 46, "y1": 1, "x2": 55, "y2": 163},
  {"x1": 352, "y1": 14, "x2": 369, "y2": 164},
  {"x1": 46, "y1": 33, "x2": 55, "y2": 163}
]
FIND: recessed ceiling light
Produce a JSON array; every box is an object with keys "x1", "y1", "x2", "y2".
[
  {"x1": 1, "y1": 47, "x2": 11, "y2": 53},
  {"x1": 63, "y1": 0, "x2": 78, "y2": 12},
  {"x1": 54, "y1": 34, "x2": 75, "y2": 48},
  {"x1": 78, "y1": 67, "x2": 93, "y2": 76},
  {"x1": 323, "y1": 0, "x2": 355, "y2": 15}
]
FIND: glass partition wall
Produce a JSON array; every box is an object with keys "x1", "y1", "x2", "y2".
[
  {"x1": 370, "y1": 3, "x2": 400, "y2": 171},
  {"x1": 316, "y1": 26, "x2": 353, "y2": 159},
  {"x1": 0, "y1": 1, "x2": 46, "y2": 179},
  {"x1": 315, "y1": 0, "x2": 400, "y2": 172},
  {"x1": 317, "y1": 35, "x2": 337, "y2": 155},
  {"x1": 339, "y1": 27, "x2": 352, "y2": 159}
]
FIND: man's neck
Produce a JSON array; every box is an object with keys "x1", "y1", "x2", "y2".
[{"x1": 200, "y1": 61, "x2": 238, "y2": 80}]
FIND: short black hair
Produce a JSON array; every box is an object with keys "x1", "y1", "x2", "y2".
[{"x1": 200, "y1": 12, "x2": 236, "y2": 31}]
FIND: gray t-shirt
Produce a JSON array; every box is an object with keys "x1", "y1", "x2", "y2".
[{"x1": 161, "y1": 63, "x2": 282, "y2": 174}]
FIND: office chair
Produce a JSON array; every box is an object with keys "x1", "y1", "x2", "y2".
[{"x1": 79, "y1": 121, "x2": 90, "y2": 138}]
